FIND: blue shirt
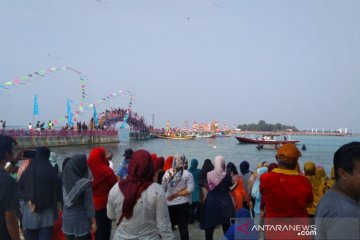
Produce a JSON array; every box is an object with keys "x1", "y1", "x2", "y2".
[{"x1": 117, "y1": 158, "x2": 129, "y2": 179}]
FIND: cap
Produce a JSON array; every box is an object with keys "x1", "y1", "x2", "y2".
[
  {"x1": 276, "y1": 143, "x2": 302, "y2": 161},
  {"x1": 123, "y1": 148, "x2": 134, "y2": 158}
]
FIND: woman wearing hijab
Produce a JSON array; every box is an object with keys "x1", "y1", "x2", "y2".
[
  {"x1": 200, "y1": 156, "x2": 234, "y2": 240},
  {"x1": 49, "y1": 152, "x2": 59, "y2": 175},
  {"x1": 62, "y1": 154, "x2": 96, "y2": 240},
  {"x1": 188, "y1": 159, "x2": 201, "y2": 223},
  {"x1": 17, "y1": 147, "x2": 60, "y2": 240},
  {"x1": 88, "y1": 147, "x2": 117, "y2": 240},
  {"x1": 319, "y1": 167, "x2": 335, "y2": 194},
  {"x1": 161, "y1": 154, "x2": 194, "y2": 240},
  {"x1": 198, "y1": 159, "x2": 214, "y2": 204},
  {"x1": 304, "y1": 161, "x2": 322, "y2": 217},
  {"x1": 251, "y1": 166, "x2": 268, "y2": 240},
  {"x1": 239, "y1": 161, "x2": 252, "y2": 195},
  {"x1": 153, "y1": 156, "x2": 165, "y2": 184},
  {"x1": 198, "y1": 159, "x2": 214, "y2": 222},
  {"x1": 107, "y1": 149, "x2": 174, "y2": 239},
  {"x1": 163, "y1": 156, "x2": 174, "y2": 171},
  {"x1": 268, "y1": 162, "x2": 278, "y2": 172},
  {"x1": 226, "y1": 162, "x2": 249, "y2": 211}
]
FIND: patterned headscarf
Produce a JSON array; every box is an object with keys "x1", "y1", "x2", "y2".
[
  {"x1": 167, "y1": 153, "x2": 187, "y2": 187},
  {"x1": 172, "y1": 153, "x2": 186, "y2": 169}
]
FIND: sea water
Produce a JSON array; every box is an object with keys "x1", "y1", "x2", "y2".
[{"x1": 53, "y1": 135, "x2": 360, "y2": 175}]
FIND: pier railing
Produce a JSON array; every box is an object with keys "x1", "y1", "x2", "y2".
[{"x1": 0, "y1": 129, "x2": 118, "y2": 138}]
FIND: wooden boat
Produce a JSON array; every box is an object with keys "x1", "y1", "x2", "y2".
[
  {"x1": 157, "y1": 134, "x2": 195, "y2": 140},
  {"x1": 235, "y1": 134, "x2": 299, "y2": 144}
]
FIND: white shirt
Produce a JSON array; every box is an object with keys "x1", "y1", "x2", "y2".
[
  {"x1": 161, "y1": 169, "x2": 194, "y2": 206},
  {"x1": 107, "y1": 183, "x2": 174, "y2": 240},
  {"x1": 109, "y1": 161, "x2": 114, "y2": 170}
]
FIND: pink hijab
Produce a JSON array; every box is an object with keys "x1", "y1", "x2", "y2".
[{"x1": 207, "y1": 156, "x2": 226, "y2": 190}]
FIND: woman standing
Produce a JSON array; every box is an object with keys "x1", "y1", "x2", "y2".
[
  {"x1": 239, "y1": 161, "x2": 252, "y2": 196},
  {"x1": 200, "y1": 156, "x2": 234, "y2": 240},
  {"x1": 188, "y1": 159, "x2": 201, "y2": 223},
  {"x1": 18, "y1": 147, "x2": 60, "y2": 240},
  {"x1": 198, "y1": 159, "x2": 214, "y2": 204},
  {"x1": 251, "y1": 166, "x2": 268, "y2": 240},
  {"x1": 226, "y1": 162, "x2": 249, "y2": 211},
  {"x1": 62, "y1": 154, "x2": 96, "y2": 240},
  {"x1": 87, "y1": 147, "x2": 117, "y2": 240},
  {"x1": 161, "y1": 154, "x2": 194, "y2": 240},
  {"x1": 107, "y1": 149, "x2": 174, "y2": 239}
]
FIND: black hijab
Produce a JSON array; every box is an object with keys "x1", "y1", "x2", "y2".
[
  {"x1": 61, "y1": 154, "x2": 91, "y2": 207},
  {"x1": 61, "y1": 157, "x2": 71, "y2": 175},
  {"x1": 240, "y1": 161, "x2": 250, "y2": 175},
  {"x1": 226, "y1": 162, "x2": 238, "y2": 175},
  {"x1": 18, "y1": 147, "x2": 59, "y2": 212},
  {"x1": 199, "y1": 159, "x2": 214, "y2": 187}
]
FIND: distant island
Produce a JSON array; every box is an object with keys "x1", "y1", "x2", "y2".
[{"x1": 237, "y1": 120, "x2": 299, "y2": 132}]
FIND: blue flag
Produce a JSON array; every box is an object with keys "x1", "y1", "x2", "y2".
[
  {"x1": 120, "y1": 112, "x2": 129, "y2": 129},
  {"x1": 67, "y1": 99, "x2": 73, "y2": 126},
  {"x1": 33, "y1": 94, "x2": 39, "y2": 116},
  {"x1": 93, "y1": 106, "x2": 98, "y2": 126}
]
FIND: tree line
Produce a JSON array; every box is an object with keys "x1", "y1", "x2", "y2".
[{"x1": 237, "y1": 120, "x2": 299, "y2": 132}]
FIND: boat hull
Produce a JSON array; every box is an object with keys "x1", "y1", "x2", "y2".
[
  {"x1": 157, "y1": 134, "x2": 195, "y2": 140},
  {"x1": 195, "y1": 134, "x2": 216, "y2": 139},
  {"x1": 235, "y1": 136, "x2": 299, "y2": 144},
  {"x1": 256, "y1": 144, "x2": 280, "y2": 150}
]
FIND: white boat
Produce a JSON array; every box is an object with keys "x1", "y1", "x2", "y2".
[{"x1": 192, "y1": 132, "x2": 216, "y2": 138}]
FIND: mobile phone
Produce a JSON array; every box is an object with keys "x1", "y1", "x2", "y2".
[{"x1": 23, "y1": 150, "x2": 37, "y2": 159}]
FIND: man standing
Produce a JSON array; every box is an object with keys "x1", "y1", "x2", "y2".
[
  {"x1": 0, "y1": 135, "x2": 21, "y2": 240},
  {"x1": 315, "y1": 142, "x2": 360, "y2": 240},
  {"x1": 260, "y1": 143, "x2": 313, "y2": 239},
  {"x1": 117, "y1": 148, "x2": 134, "y2": 180}
]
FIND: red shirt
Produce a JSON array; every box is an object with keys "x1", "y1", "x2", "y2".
[
  {"x1": 92, "y1": 174, "x2": 117, "y2": 211},
  {"x1": 260, "y1": 168, "x2": 313, "y2": 218}
]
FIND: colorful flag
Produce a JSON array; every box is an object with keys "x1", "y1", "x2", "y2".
[
  {"x1": 120, "y1": 112, "x2": 129, "y2": 129},
  {"x1": 67, "y1": 99, "x2": 73, "y2": 126},
  {"x1": 93, "y1": 106, "x2": 98, "y2": 126},
  {"x1": 33, "y1": 94, "x2": 39, "y2": 116}
]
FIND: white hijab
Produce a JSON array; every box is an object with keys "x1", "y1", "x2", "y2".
[{"x1": 207, "y1": 156, "x2": 227, "y2": 190}]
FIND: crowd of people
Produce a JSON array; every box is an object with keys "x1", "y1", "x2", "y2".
[
  {"x1": 98, "y1": 108, "x2": 150, "y2": 132},
  {"x1": 0, "y1": 134, "x2": 359, "y2": 240}
]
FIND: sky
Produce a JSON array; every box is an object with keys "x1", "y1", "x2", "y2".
[{"x1": 0, "y1": 0, "x2": 359, "y2": 132}]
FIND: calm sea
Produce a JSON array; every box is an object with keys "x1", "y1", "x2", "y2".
[{"x1": 53, "y1": 135, "x2": 360, "y2": 176}]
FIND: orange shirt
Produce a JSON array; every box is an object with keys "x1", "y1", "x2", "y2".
[{"x1": 231, "y1": 175, "x2": 248, "y2": 211}]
